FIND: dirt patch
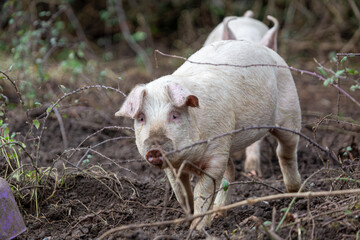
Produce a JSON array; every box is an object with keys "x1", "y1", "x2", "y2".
[
  {"x1": 6, "y1": 91, "x2": 359, "y2": 239},
  {"x1": 1, "y1": 48, "x2": 357, "y2": 239},
  {"x1": 11, "y1": 143, "x2": 360, "y2": 239}
]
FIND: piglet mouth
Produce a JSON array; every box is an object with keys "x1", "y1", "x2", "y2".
[{"x1": 145, "y1": 149, "x2": 165, "y2": 168}]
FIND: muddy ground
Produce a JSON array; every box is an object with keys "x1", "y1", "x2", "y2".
[{"x1": 2, "y1": 56, "x2": 358, "y2": 240}]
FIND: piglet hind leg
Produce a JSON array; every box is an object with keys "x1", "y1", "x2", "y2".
[
  {"x1": 271, "y1": 129, "x2": 301, "y2": 192},
  {"x1": 244, "y1": 140, "x2": 262, "y2": 177}
]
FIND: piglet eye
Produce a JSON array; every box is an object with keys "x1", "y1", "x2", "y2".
[
  {"x1": 169, "y1": 111, "x2": 181, "y2": 122},
  {"x1": 137, "y1": 113, "x2": 145, "y2": 123}
]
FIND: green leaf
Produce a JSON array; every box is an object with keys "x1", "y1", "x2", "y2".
[
  {"x1": 340, "y1": 56, "x2": 347, "y2": 64},
  {"x1": 222, "y1": 178, "x2": 229, "y2": 191},
  {"x1": 317, "y1": 67, "x2": 327, "y2": 77},
  {"x1": 263, "y1": 221, "x2": 272, "y2": 226},
  {"x1": 131, "y1": 31, "x2": 147, "y2": 42},
  {"x1": 77, "y1": 50, "x2": 84, "y2": 58},
  {"x1": 324, "y1": 77, "x2": 333, "y2": 86},
  {"x1": 350, "y1": 85, "x2": 360, "y2": 91},
  {"x1": 100, "y1": 10, "x2": 110, "y2": 20},
  {"x1": 60, "y1": 85, "x2": 67, "y2": 92},
  {"x1": 328, "y1": 51, "x2": 337, "y2": 62},
  {"x1": 346, "y1": 146, "x2": 352, "y2": 152},
  {"x1": 82, "y1": 159, "x2": 90, "y2": 166},
  {"x1": 33, "y1": 119, "x2": 40, "y2": 129},
  {"x1": 346, "y1": 68, "x2": 359, "y2": 75},
  {"x1": 8, "y1": 65, "x2": 13, "y2": 72},
  {"x1": 46, "y1": 106, "x2": 52, "y2": 115},
  {"x1": 280, "y1": 207, "x2": 288, "y2": 212},
  {"x1": 335, "y1": 69, "x2": 345, "y2": 77},
  {"x1": 3, "y1": 127, "x2": 9, "y2": 137},
  {"x1": 69, "y1": 51, "x2": 75, "y2": 59},
  {"x1": 100, "y1": 70, "x2": 106, "y2": 77}
]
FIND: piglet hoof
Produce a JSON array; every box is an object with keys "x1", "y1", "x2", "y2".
[
  {"x1": 247, "y1": 170, "x2": 262, "y2": 178},
  {"x1": 212, "y1": 210, "x2": 227, "y2": 220},
  {"x1": 190, "y1": 218, "x2": 210, "y2": 231},
  {"x1": 285, "y1": 182, "x2": 302, "y2": 193}
]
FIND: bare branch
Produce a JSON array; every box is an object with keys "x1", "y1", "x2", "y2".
[{"x1": 53, "y1": 106, "x2": 68, "y2": 149}]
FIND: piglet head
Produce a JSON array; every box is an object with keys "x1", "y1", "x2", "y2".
[{"x1": 115, "y1": 80, "x2": 199, "y2": 169}]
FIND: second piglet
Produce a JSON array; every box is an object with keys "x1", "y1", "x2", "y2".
[{"x1": 116, "y1": 40, "x2": 302, "y2": 230}]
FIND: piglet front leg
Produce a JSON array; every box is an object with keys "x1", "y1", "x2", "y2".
[{"x1": 190, "y1": 155, "x2": 228, "y2": 230}]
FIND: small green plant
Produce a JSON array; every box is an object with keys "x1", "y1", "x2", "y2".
[
  {"x1": 0, "y1": 1, "x2": 89, "y2": 107},
  {"x1": 318, "y1": 53, "x2": 360, "y2": 92},
  {"x1": 0, "y1": 120, "x2": 26, "y2": 181},
  {"x1": 81, "y1": 154, "x2": 93, "y2": 166}
]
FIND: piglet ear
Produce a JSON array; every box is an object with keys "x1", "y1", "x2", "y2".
[
  {"x1": 222, "y1": 17, "x2": 237, "y2": 40},
  {"x1": 261, "y1": 15, "x2": 279, "y2": 51},
  {"x1": 243, "y1": 10, "x2": 254, "y2": 18},
  {"x1": 115, "y1": 85, "x2": 146, "y2": 118},
  {"x1": 166, "y1": 83, "x2": 199, "y2": 108}
]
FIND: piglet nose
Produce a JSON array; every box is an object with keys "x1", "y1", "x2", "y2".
[{"x1": 145, "y1": 150, "x2": 164, "y2": 167}]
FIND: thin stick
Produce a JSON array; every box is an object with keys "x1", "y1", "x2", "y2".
[{"x1": 53, "y1": 107, "x2": 68, "y2": 149}]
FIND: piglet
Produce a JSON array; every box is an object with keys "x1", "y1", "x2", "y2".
[
  {"x1": 116, "y1": 40, "x2": 301, "y2": 230},
  {"x1": 204, "y1": 10, "x2": 279, "y2": 51},
  {"x1": 205, "y1": 10, "x2": 280, "y2": 177}
]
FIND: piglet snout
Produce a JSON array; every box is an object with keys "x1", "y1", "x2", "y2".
[{"x1": 145, "y1": 150, "x2": 164, "y2": 167}]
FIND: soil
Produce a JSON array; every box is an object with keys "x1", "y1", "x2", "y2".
[
  {"x1": 2, "y1": 15, "x2": 360, "y2": 240},
  {"x1": 3, "y1": 64, "x2": 358, "y2": 240}
]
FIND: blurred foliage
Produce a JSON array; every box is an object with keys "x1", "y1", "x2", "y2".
[{"x1": 0, "y1": 0, "x2": 359, "y2": 107}]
